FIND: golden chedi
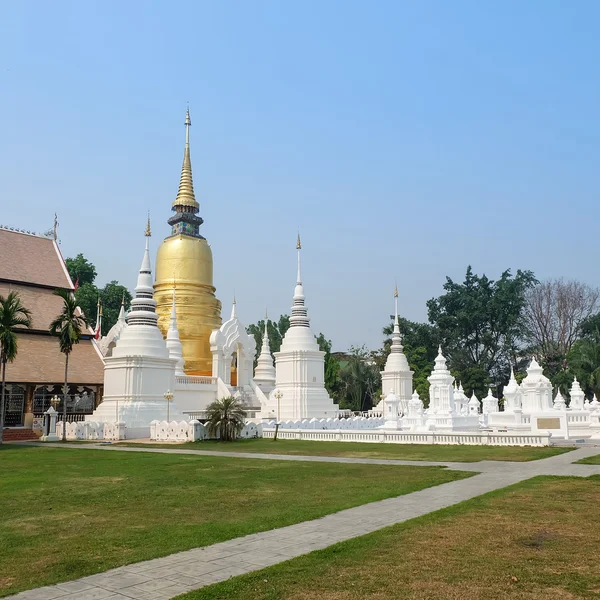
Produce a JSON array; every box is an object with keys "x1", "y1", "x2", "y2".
[{"x1": 154, "y1": 109, "x2": 222, "y2": 375}]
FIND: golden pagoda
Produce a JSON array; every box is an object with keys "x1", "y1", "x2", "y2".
[{"x1": 154, "y1": 108, "x2": 222, "y2": 375}]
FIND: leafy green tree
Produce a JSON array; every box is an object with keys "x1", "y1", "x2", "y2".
[
  {"x1": 65, "y1": 254, "x2": 97, "y2": 287},
  {"x1": 50, "y1": 289, "x2": 88, "y2": 441},
  {"x1": 567, "y1": 329, "x2": 600, "y2": 399},
  {"x1": 0, "y1": 293, "x2": 32, "y2": 444},
  {"x1": 338, "y1": 346, "x2": 381, "y2": 412},
  {"x1": 247, "y1": 315, "x2": 290, "y2": 366},
  {"x1": 100, "y1": 281, "x2": 132, "y2": 336},
  {"x1": 427, "y1": 266, "x2": 537, "y2": 398},
  {"x1": 66, "y1": 254, "x2": 131, "y2": 335},
  {"x1": 205, "y1": 396, "x2": 247, "y2": 441},
  {"x1": 316, "y1": 333, "x2": 341, "y2": 399}
]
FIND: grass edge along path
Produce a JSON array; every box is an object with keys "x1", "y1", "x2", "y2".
[
  {"x1": 0, "y1": 446, "x2": 472, "y2": 597},
  {"x1": 178, "y1": 474, "x2": 600, "y2": 600},
  {"x1": 114, "y1": 437, "x2": 574, "y2": 462},
  {"x1": 575, "y1": 451, "x2": 600, "y2": 464}
]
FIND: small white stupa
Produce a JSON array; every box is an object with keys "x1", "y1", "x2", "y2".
[
  {"x1": 520, "y1": 357, "x2": 553, "y2": 412},
  {"x1": 503, "y1": 368, "x2": 522, "y2": 413},
  {"x1": 89, "y1": 220, "x2": 185, "y2": 437},
  {"x1": 263, "y1": 235, "x2": 338, "y2": 420},
  {"x1": 379, "y1": 285, "x2": 413, "y2": 415},
  {"x1": 165, "y1": 290, "x2": 185, "y2": 376},
  {"x1": 98, "y1": 299, "x2": 128, "y2": 358},
  {"x1": 254, "y1": 312, "x2": 276, "y2": 394}
]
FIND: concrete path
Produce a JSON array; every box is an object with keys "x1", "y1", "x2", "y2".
[{"x1": 10, "y1": 446, "x2": 600, "y2": 600}]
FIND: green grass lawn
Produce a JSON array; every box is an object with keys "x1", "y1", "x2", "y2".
[
  {"x1": 0, "y1": 446, "x2": 470, "y2": 597},
  {"x1": 182, "y1": 475, "x2": 600, "y2": 600},
  {"x1": 116, "y1": 437, "x2": 573, "y2": 462},
  {"x1": 575, "y1": 452, "x2": 600, "y2": 464}
]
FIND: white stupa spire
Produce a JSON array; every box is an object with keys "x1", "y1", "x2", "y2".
[
  {"x1": 434, "y1": 345, "x2": 449, "y2": 372},
  {"x1": 389, "y1": 284, "x2": 404, "y2": 355},
  {"x1": 254, "y1": 310, "x2": 276, "y2": 385},
  {"x1": 289, "y1": 233, "x2": 310, "y2": 329},
  {"x1": 231, "y1": 295, "x2": 237, "y2": 320},
  {"x1": 166, "y1": 290, "x2": 185, "y2": 375},
  {"x1": 127, "y1": 218, "x2": 159, "y2": 328}
]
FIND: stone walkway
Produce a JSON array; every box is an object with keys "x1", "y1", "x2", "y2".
[{"x1": 11, "y1": 446, "x2": 600, "y2": 600}]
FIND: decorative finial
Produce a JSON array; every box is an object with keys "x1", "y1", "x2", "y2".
[
  {"x1": 145, "y1": 212, "x2": 151, "y2": 237},
  {"x1": 265, "y1": 309, "x2": 268, "y2": 320},
  {"x1": 438, "y1": 344, "x2": 443, "y2": 355},
  {"x1": 394, "y1": 283, "x2": 398, "y2": 298},
  {"x1": 121, "y1": 293, "x2": 125, "y2": 306},
  {"x1": 53, "y1": 213, "x2": 58, "y2": 241},
  {"x1": 185, "y1": 105, "x2": 191, "y2": 127},
  {"x1": 233, "y1": 294, "x2": 237, "y2": 305},
  {"x1": 296, "y1": 232, "x2": 302, "y2": 250}
]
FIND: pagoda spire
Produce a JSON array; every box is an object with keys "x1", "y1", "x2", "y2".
[
  {"x1": 290, "y1": 234, "x2": 310, "y2": 328},
  {"x1": 167, "y1": 107, "x2": 204, "y2": 238},
  {"x1": 389, "y1": 285, "x2": 403, "y2": 354},
  {"x1": 173, "y1": 107, "x2": 198, "y2": 211},
  {"x1": 127, "y1": 225, "x2": 159, "y2": 328}
]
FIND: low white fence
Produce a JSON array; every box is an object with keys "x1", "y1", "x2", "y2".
[
  {"x1": 57, "y1": 421, "x2": 126, "y2": 441},
  {"x1": 150, "y1": 420, "x2": 262, "y2": 442},
  {"x1": 270, "y1": 416, "x2": 385, "y2": 431},
  {"x1": 262, "y1": 428, "x2": 551, "y2": 447}
]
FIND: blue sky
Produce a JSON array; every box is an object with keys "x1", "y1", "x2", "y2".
[{"x1": 1, "y1": 1, "x2": 599, "y2": 351}]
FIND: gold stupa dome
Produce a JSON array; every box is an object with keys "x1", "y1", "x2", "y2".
[{"x1": 154, "y1": 109, "x2": 222, "y2": 376}]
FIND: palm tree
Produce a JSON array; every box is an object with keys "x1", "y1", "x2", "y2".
[
  {"x1": 49, "y1": 288, "x2": 87, "y2": 441},
  {"x1": 205, "y1": 396, "x2": 247, "y2": 441},
  {"x1": 0, "y1": 292, "x2": 32, "y2": 444}
]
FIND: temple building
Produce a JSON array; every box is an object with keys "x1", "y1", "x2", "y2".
[
  {"x1": 154, "y1": 108, "x2": 222, "y2": 376},
  {"x1": 0, "y1": 226, "x2": 103, "y2": 440}
]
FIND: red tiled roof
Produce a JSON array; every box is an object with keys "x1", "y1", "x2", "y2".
[
  {"x1": 0, "y1": 229, "x2": 73, "y2": 289},
  {"x1": 5, "y1": 334, "x2": 104, "y2": 385}
]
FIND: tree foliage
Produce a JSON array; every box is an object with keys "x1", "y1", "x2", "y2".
[
  {"x1": 523, "y1": 279, "x2": 600, "y2": 360},
  {"x1": 65, "y1": 254, "x2": 97, "y2": 287},
  {"x1": 337, "y1": 346, "x2": 380, "y2": 412},
  {"x1": 427, "y1": 266, "x2": 537, "y2": 398},
  {"x1": 205, "y1": 396, "x2": 247, "y2": 441},
  {"x1": 65, "y1": 254, "x2": 132, "y2": 336}
]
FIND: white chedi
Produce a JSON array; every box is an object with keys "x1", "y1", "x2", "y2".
[
  {"x1": 165, "y1": 291, "x2": 185, "y2": 375},
  {"x1": 379, "y1": 286, "x2": 413, "y2": 415},
  {"x1": 98, "y1": 302, "x2": 128, "y2": 358},
  {"x1": 263, "y1": 237, "x2": 337, "y2": 420},
  {"x1": 90, "y1": 227, "x2": 185, "y2": 438},
  {"x1": 503, "y1": 368, "x2": 522, "y2": 413},
  {"x1": 553, "y1": 390, "x2": 567, "y2": 411},
  {"x1": 427, "y1": 346, "x2": 455, "y2": 415},
  {"x1": 569, "y1": 377, "x2": 585, "y2": 411},
  {"x1": 468, "y1": 392, "x2": 480, "y2": 415},
  {"x1": 254, "y1": 314, "x2": 276, "y2": 393},
  {"x1": 401, "y1": 390, "x2": 426, "y2": 431},
  {"x1": 520, "y1": 358, "x2": 553, "y2": 412},
  {"x1": 381, "y1": 392, "x2": 401, "y2": 429},
  {"x1": 482, "y1": 389, "x2": 499, "y2": 414}
]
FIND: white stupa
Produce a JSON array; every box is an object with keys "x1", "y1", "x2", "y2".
[
  {"x1": 263, "y1": 235, "x2": 338, "y2": 420},
  {"x1": 165, "y1": 290, "x2": 185, "y2": 376},
  {"x1": 379, "y1": 285, "x2": 413, "y2": 414},
  {"x1": 89, "y1": 221, "x2": 185, "y2": 437},
  {"x1": 254, "y1": 312, "x2": 276, "y2": 394},
  {"x1": 520, "y1": 357, "x2": 553, "y2": 412}
]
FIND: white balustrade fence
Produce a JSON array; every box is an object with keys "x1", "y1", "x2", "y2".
[
  {"x1": 268, "y1": 416, "x2": 385, "y2": 431},
  {"x1": 262, "y1": 427, "x2": 551, "y2": 447},
  {"x1": 56, "y1": 421, "x2": 126, "y2": 441},
  {"x1": 150, "y1": 420, "x2": 262, "y2": 441}
]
